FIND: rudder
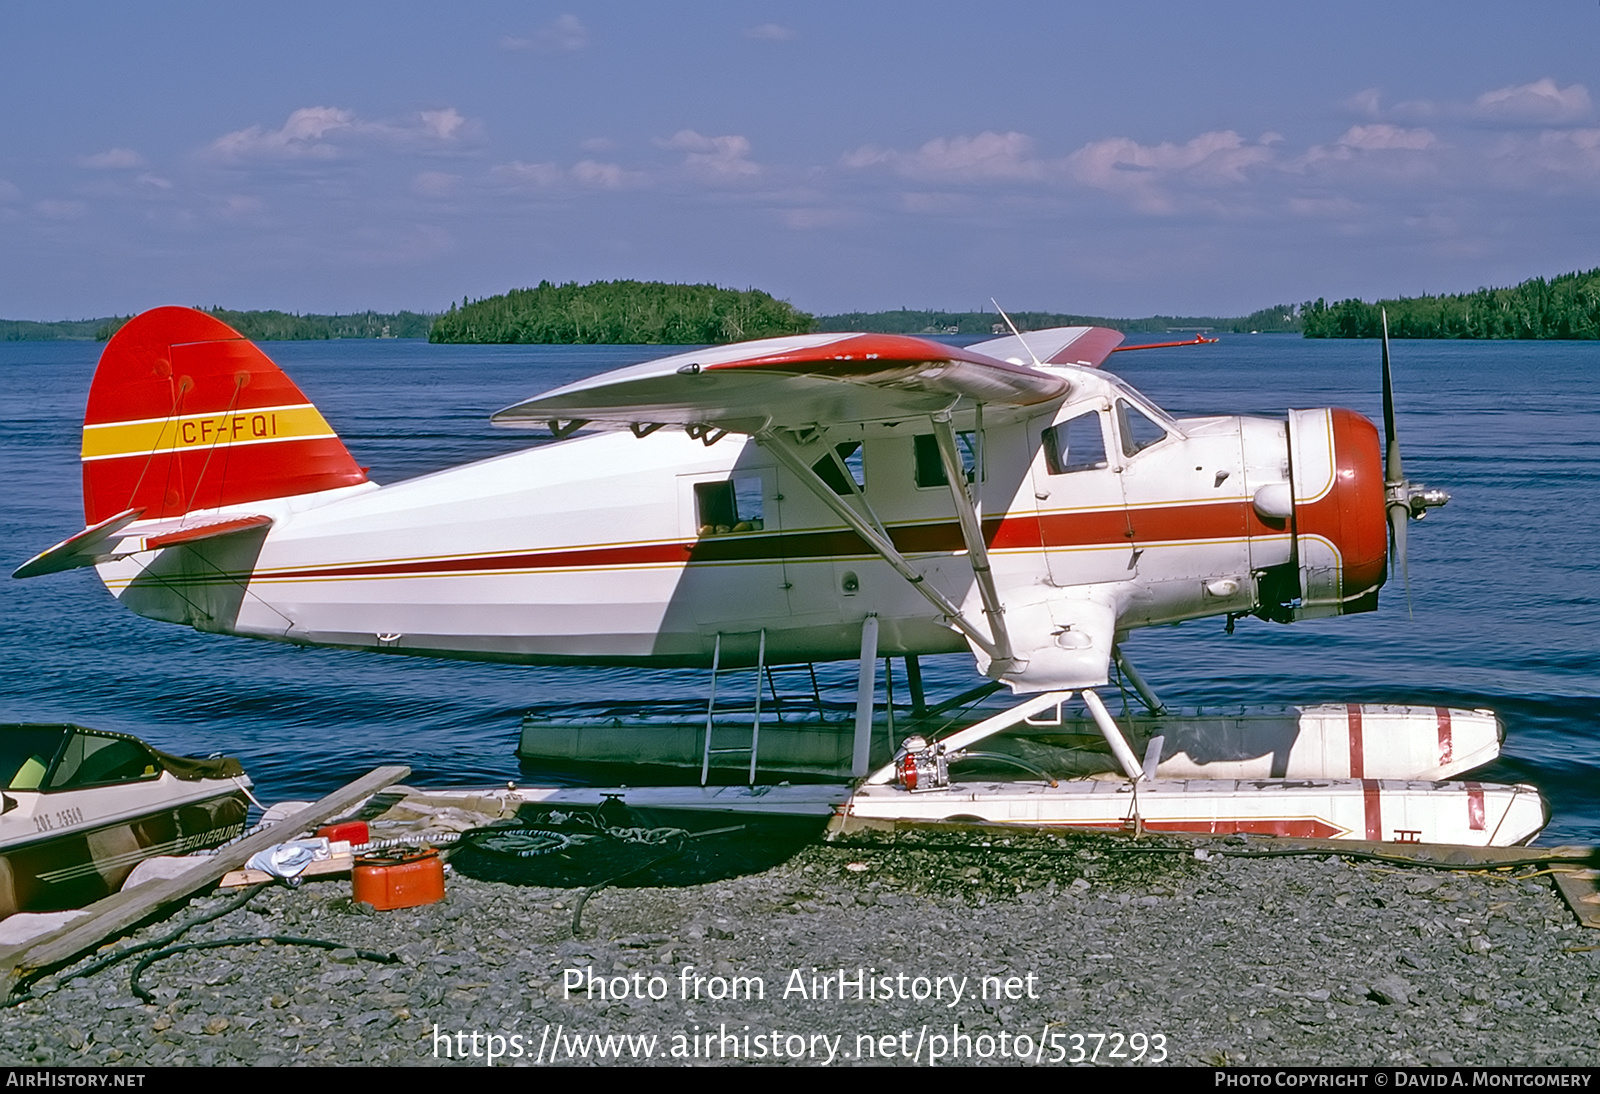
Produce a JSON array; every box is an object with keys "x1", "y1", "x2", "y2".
[{"x1": 81, "y1": 307, "x2": 368, "y2": 525}]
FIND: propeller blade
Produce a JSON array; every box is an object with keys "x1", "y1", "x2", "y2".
[
  {"x1": 1381, "y1": 308, "x2": 1403, "y2": 487},
  {"x1": 1388, "y1": 498, "x2": 1413, "y2": 618}
]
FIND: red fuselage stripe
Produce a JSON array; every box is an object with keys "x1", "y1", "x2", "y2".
[{"x1": 255, "y1": 499, "x2": 1280, "y2": 581}]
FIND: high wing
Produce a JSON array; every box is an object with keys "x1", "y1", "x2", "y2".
[
  {"x1": 966, "y1": 326, "x2": 1125, "y2": 368},
  {"x1": 491, "y1": 332, "x2": 1072, "y2": 434},
  {"x1": 494, "y1": 327, "x2": 1136, "y2": 695}
]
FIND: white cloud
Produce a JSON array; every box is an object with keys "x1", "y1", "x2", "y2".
[
  {"x1": 746, "y1": 23, "x2": 797, "y2": 41},
  {"x1": 492, "y1": 160, "x2": 566, "y2": 187},
  {"x1": 78, "y1": 148, "x2": 146, "y2": 170},
  {"x1": 491, "y1": 158, "x2": 644, "y2": 191},
  {"x1": 573, "y1": 160, "x2": 642, "y2": 189},
  {"x1": 500, "y1": 15, "x2": 589, "y2": 53},
  {"x1": 205, "y1": 106, "x2": 471, "y2": 164},
  {"x1": 0, "y1": 179, "x2": 21, "y2": 203},
  {"x1": 844, "y1": 131, "x2": 1043, "y2": 182},
  {"x1": 1472, "y1": 79, "x2": 1592, "y2": 126},
  {"x1": 419, "y1": 109, "x2": 467, "y2": 141},
  {"x1": 1066, "y1": 130, "x2": 1275, "y2": 213},
  {"x1": 1346, "y1": 88, "x2": 1383, "y2": 119},
  {"x1": 658, "y1": 130, "x2": 761, "y2": 178},
  {"x1": 1334, "y1": 125, "x2": 1438, "y2": 152},
  {"x1": 136, "y1": 172, "x2": 173, "y2": 190}
]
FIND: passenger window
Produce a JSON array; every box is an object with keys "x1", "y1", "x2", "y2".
[
  {"x1": 695, "y1": 477, "x2": 765, "y2": 535},
  {"x1": 811, "y1": 441, "x2": 865, "y2": 495},
  {"x1": 1042, "y1": 411, "x2": 1108, "y2": 474},
  {"x1": 1116, "y1": 399, "x2": 1167, "y2": 458},
  {"x1": 913, "y1": 432, "x2": 978, "y2": 488}
]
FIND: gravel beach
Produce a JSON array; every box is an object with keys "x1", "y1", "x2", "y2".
[{"x1": 0, "y1": 827, "x2": 1595, "y2": 1067}]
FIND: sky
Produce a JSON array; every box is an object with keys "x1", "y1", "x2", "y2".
[{"x1": 3, "y1": 1, "x2": 1598, "y2": 320}]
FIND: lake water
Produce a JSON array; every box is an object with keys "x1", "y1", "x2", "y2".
[{"x1": 3, "y1": 333, "x2": 1596, "y2": 841}]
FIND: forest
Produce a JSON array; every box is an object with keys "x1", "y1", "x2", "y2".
[
  {"x1": 428, "y1": 281, "x2": 815, "y2": 344},
  {"x1": 1301, "y1": 268, "x2": 1600, "y2": 339},
  {"x1": 817, "y1": 304, "x2": 1301, "y2": 336}
]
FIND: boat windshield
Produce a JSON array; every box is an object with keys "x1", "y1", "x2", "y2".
[
  {"x1": 46, "y1": 730, "x2": 161, "y2": 790},
  {"x1": 0, "y1": 726, "x2": 70, "y2": 791}
]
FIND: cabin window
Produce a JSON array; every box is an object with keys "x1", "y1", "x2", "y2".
[
  {"x1": 1116, "y1": 398, "x2": 1168, "y2": 458},
  {"x1": 811, "y1": 441, "x2": 865, "y2": 495},
  {"x1": 695, "y1": 477, "x2": 765, "y2": 535},
  {"x1": 1042, "y1": 410, "x2": 1108, "y2": 474},
  {"x1": 913, "y1": 432, "x2": 978, "y2": 488},
  {"x1": 46, "y1": 731, "x2": 159, "y2": 790}
]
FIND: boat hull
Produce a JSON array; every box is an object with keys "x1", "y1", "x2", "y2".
[{"x1": 0, "y1": 789, "x2": 248, "y2": 916}]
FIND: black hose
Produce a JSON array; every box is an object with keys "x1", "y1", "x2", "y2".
[{"x1": 129, "y1": 936, "x2": 399, "y2": 1004}]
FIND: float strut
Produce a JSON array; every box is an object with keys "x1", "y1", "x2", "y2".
[
  {"x1": 1082, "y1": 689, "x2": 1146, "y2": 781},
  {"x1": 853, "y1": 615, "x2": 879, "y2": 778},
  {"x1": 1113, "y1": 645, "x2": 1168, "y2": 716}
]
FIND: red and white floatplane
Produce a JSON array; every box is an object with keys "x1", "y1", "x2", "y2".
[{"x1": 16, "y1": 308, "x2": 1545, "y2": 846}]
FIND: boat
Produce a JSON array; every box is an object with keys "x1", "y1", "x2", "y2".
[{"x1": 0, "y1": 724, "x2": 252, "y2": 917}]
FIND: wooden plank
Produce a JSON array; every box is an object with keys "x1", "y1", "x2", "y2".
[
  {"x1": 1552, "y1": 867, "x2": 1600, "y2": 930},
  {"x1": 0, "y1": 764, "x2": 410, "y2": 981},
  {"x1": 219, "y1": 853, "x2": 355, "y2": 889}
]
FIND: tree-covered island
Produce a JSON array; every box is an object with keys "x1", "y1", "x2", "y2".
[{"x1": 428, "y1": 281, "x2": 815, "y2": 344}]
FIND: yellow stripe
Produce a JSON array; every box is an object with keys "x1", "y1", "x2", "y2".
[{"x1": 81, "y1": 404, "x2": 333, "y2": 461}]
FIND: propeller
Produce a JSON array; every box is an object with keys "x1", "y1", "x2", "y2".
[{"x1": 1380, "y1": 308, "x2": 1450, "y2": 614}]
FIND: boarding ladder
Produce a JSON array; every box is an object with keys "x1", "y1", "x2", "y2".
[{"x1": 700, "y1": 631, "x2": 767, "y2": 786}]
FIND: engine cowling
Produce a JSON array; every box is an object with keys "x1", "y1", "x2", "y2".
[{"x1": 1285, "y1": 407, "x2": 1387, "y2": 618}]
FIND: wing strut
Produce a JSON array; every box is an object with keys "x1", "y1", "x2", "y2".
[
  {"x1": 930, "y1": 411, "x2": 1015, "y2": 672},
  {"x1": 758, "y1": 430, "x2": 1004, "y2": 663}
]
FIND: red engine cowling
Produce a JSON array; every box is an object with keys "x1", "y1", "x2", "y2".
[{"x1": 1286, "y1": 408, "x2": 1387, "y2": 617}]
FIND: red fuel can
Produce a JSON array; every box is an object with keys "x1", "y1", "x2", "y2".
[
  {"x1": 316, "y1": 821, "x2": 370, "y2": 846},
  {"x1": 352, "y1": 848, "x2": 445, "y2": 910}
]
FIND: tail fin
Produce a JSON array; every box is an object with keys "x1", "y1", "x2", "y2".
[{"x1": 81, "y1": 307, "x2": 368, "y2": 525}]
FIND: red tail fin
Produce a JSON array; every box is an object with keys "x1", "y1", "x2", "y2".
[{"x1": 81, "y1": 307, "x2": 368, "y2": 525}]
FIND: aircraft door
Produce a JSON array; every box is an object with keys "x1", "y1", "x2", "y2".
[
  {"x1": 1113, "y1": 397, "x2": 1252, "y2": 621},
  {"x1": 678, "y1": 468, "x2": 792, "y2": 627},
  {"x1": 1028, "y1": 404, "x2": 1134, "y2": 588}
]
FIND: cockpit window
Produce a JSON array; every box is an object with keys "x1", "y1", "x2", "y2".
[
  {"x1": 1042, "y1": 410, "x2": 1108, "y2": 474},
  {"x1": 1115, "y1": 398, "x2": 1168, "y2": 458}
]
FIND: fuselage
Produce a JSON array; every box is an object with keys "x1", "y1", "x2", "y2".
[{"x1": 93, "y1": 363, "x2": 1385, "y2": 674}]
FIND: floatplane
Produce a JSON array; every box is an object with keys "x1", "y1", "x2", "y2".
[{"x1": 15, "y1": 307, "x2": 1547, "y2": 846}]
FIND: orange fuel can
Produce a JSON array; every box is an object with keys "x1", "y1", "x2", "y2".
[{"x1": 352, "y1": 847, "x2": 445, "y2": 910}]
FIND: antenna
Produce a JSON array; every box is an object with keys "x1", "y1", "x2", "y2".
[{"x1": 991, "y1": 298, "x2": 1042, "y2": 367}]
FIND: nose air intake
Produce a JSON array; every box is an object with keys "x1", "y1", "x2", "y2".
[{"x1": 1285, "y1": 406, "x2": 1388, "y2": 617}]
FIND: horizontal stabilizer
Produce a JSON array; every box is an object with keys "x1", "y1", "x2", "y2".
[
  {"x1": 141, "y1": 514, "x2": 274, "y2": 550},
  {"x1": 14, "y1": 511, "x2": 275, "y2": 580},
  {"x1": 12, "y1": 508, "x2": 145, "y2": 579},
  {"x1": 492, "y1": 332, "x2": 1069, "y2": 434}
]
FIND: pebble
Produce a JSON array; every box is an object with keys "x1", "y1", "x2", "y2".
[{"x1": 0, "y1": 830, "x2": 1595, "y2": 1067}]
